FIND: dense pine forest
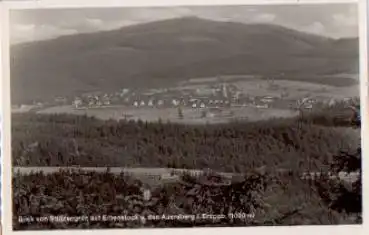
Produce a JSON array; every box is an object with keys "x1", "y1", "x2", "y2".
[{"x1": 12, "y1": 110, "x2": 359, "y2": 172}]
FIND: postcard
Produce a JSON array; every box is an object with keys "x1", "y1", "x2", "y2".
[{"x1": 0, "y1": 0, "x2": 367, "y2": 235}]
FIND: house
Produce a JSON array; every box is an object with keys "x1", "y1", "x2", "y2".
[
  {"x1": 200, "y1": 103, "x2": 206, "y2": 108},
  {"x1": 160, "y1": 173, "x2": 180, "y2": 181},
  {"x1": 261, "y1": 96, "x2": 275, "y2": 103},
  {"x1": 328, "y1": 99, "x2": 336, "y2": 107},
  {"x1": 305, "y1": 104, "x2": 313, "y2": 109},
  {"x1": 256, "y1": 104, "x2": 268, "y2": 109},
  {"x1": 140, "y1": 100, "x2": 146, "y2": 106},
  {"x1": 73, "y1": 98, "x2": 83, "y2": 108},
  {"x1": 192, "y1": 103, "x2": 197, "y2": 108},
  {"x1": 133, "y1": 101, "x2": 139, "y2": 107},
  {"x1": 102, "y1": 96, "x2": 110, "y2": 105},
  {"x1": 234, "y1": 91, "x2": 241, "y2": 100},
  {"x1": 88, "y1": 97, "x2": 95, "y2": 106},
  {"x1": 143, "y1": 189, "x2": 151, "y2": 201},
  {"x1": 172, "y1": 99, "x2": 180, "y2": 106},
  {"x1": 148, "y1": 100, "x2": 154, "y2": 107},
  {"x1": 120, "y1": 88, "x2": 129, "y2": 97},
  {"x1": 55, "y1": 97, "x2": 67, "y2": 104},
  {"x1": 157, "y1": 100, "x2": 164, "y2": 106}
]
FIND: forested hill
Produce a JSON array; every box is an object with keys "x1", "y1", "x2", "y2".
[
  {"x1": 11, "y1": 113, "x2": 360, "y2": 172},
  {"x1": 11, "y1": 17, "x2": 358, "y2": 104}
]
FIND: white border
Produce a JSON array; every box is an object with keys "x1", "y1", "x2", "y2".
[{"x1": 1, "y1": 0, "x2": 367, "y2": 235}]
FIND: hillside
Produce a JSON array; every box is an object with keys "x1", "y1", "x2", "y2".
[{"x1": 10, "y1": 17, "x2": 359, "y2": 104}]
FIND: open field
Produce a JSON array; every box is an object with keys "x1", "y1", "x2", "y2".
[
  {"x1": 177, "y1": 78, "x2": 358, "y2": 100},
  {"x1": 234, "y1": 80, "x2": 358, "y2": 100},
  {"x1": 13, "y1": 167, "x2": 360, "y2": 183},
  {"x1": 36, "y1": 105, "x2": 298, "y2": 123}
]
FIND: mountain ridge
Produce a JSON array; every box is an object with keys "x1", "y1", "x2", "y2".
[
  {"x1": 10, "y1": 17, "x2": 359, "y2": 104},
  {"x1": 12, "y1": 16, "x2": 358, "y2": 48}
]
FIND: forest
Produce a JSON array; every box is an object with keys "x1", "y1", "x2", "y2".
[
  {"x1": 11, "y1": 105, "x2": 362, "y2": 229},
  {"x1": 12, "y1": 147, "x2": 362, "y2": 230},
  {"x1": 11, "y1": 107, "x2": 359, "y2": 172}
]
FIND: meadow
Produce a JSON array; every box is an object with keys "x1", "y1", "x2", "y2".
[
  {"x1": 178, "y1": 77, "x2": 358, "y2": 100},
  {"x1": 36, "y1": 105, "x2": 298, "y2": 124}
]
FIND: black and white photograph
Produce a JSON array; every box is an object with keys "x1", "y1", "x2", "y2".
[{"x1": 2, "y1": 0, "x2": 364, "y2": 232}]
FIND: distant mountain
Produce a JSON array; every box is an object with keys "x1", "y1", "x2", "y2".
[{"x1": 10, "y1": 17, "x2": 359, "y2": 104}]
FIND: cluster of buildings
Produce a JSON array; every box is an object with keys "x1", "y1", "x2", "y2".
[
  {"x1": 73, "y1": 95, "x2": 111, "y2": 108},
  {"x1": 71, "y1": 83, "x2": 283, "y2": 110},
  {"x1": 63, "y1": 83, "x2": 358, "y2": 112}
]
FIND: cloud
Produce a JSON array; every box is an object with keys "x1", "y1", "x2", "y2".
[
  {"x1": 303, "y1": 22, "x2": 326, "y2": 35},
  {"x1": 85, "y1": 18, "x2": 104, "y2": 29},
  {"x1": 84, "y1": 18, "x2": 143, "y2": 31},
  {"x1": 11, "y1": 23, "x2": 78, "y2": 44},
  {"x1": 13, "y1": 24, "x2": 36, "y2": 32},
  {"x1": 332, "y1": 13, "x2": 357, "y2": 27},
  {"x1": 131, "y1": 7, "x2": 194, "y2": 22},
  {"x1": 252, "y1": 13, "x2": 276, "y2": 23},
  {"x1": 11, "y1": 24, "x2": 37, "y2": 43},
  {"x1": 37, "y1": 25, "x2": 78, "y2": 38},
  {"x1": 103, "y1": 20, "x2": 140, "y2": 31}
]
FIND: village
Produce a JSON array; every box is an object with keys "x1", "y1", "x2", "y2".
[
  {"x1": 69, "y1": 82, "x2": 318, "y2": 111},
  {"x1": 11, "y1": 80, "x2": 357, "y2": 118}
]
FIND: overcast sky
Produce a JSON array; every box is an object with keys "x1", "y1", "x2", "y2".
[{"x1": 10, "y1": 4, "x2": 358, "y2": 44}]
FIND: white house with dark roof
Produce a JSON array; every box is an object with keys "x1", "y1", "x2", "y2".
[{"x1": 148, "y1": 100, "x2": 154, "y2": 107}]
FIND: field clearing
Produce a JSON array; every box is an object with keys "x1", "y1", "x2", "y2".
[
  {"x1": 179, "y1": 75, "x2": 258, "y2": 85},
  {"x1": 13, "y1": 167, "x2": 360, "y2": 183},
  {"x1": 36, "y1": 105, "x2": 298, "y2": 123},
  {"x1": 174, "y1": 76, "x2": 359, "y2": 99},
  {"x1": 233, "y1": 80, "x2": 358, "y2": 99}
]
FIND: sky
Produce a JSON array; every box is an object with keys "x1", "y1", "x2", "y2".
[{"x1": 10, "y1": 4, "x2": 358, "y2": 44}]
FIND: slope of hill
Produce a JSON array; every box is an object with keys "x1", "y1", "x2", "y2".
[{"x1": 10, "y1": 17, "x2": 359, "y2": 104}]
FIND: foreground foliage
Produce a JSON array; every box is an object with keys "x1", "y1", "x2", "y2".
[
  {"x1": 11, "y1": 109, "x2": 362, "y2": 230},
  {"x1": 12, "y1": 168, "x2": 360, "y2": 230}
]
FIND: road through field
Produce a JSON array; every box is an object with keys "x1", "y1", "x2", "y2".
[{"x1": 13, "y1": 166, "x2": 359, "y2": 183}]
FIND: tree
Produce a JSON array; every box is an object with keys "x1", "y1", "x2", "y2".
[
  {"x1": 314, "y1": 113, "x2": 361, "y2": 219},
  {"x1": 201, "y1": 110, "x2": 207, "y2": 119},
  {"x1": 178, "y1": 107, "x2": 184, "y2": 119}
]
